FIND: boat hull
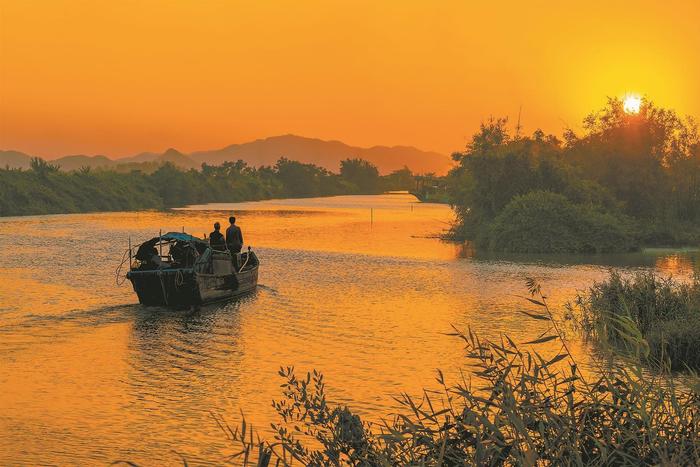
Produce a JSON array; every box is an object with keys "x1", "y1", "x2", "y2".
[
  {"x1": 127, "y1": 266, "x2": 258, "y2": 307},
  {"x1": 196, "y1": 267, "x2": 258, "y2": 304}
]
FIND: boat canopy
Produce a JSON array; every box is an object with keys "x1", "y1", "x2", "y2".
[
  {"x1": 131, "y1": 231, "x2": 211, "y2": 271},
  {"x1": 158, "y1": 232, "x2": 208, "y2": 246}
]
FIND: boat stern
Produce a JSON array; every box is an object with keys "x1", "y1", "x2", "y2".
[{"x1": 126, "y1": 268, "x2": 199, "y2": 307}]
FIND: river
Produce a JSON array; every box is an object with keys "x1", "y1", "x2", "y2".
[{"x1": 0, "y1": 193, "x2": 697, "y2": 465}]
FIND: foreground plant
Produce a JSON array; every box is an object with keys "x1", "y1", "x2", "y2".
[{"x1": 218, "y1": 280, "x2": 700, "y2": 466}]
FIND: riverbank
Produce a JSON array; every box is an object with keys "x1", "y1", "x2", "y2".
[{"x1": 0, "y1": 157, "x2": 417, "y2": 217}]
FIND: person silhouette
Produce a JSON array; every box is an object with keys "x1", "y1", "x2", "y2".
[
  {"x1": 225, "y1": 216, "x2": 244, "y2": 253},
  {"x1": 209, "y1": 222, "x2": 226, "y2": 250}
]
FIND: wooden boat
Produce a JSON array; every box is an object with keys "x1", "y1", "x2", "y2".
[{"x1": 125, "y1": 232, "x2": 259, "y2": 307}]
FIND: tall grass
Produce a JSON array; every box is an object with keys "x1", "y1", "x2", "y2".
[
  {"x1": 574, "y1": 271, "x2": 700, "y2": 371},
  {"x1": 211, "y1": 280, "x2": 700, "y2": 466}
]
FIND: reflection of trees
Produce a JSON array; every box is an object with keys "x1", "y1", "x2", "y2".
[{"x1": 655, "y1": 254, "x2": 699, "y2": 276}]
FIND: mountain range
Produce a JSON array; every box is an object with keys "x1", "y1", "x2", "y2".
[{"x1": 0, "y1": 135, "x2": 453, "y2": 175}]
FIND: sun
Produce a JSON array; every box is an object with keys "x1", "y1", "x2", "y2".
[{"x1": 623, "y1": 94, "x2": 642, "y2": 114}]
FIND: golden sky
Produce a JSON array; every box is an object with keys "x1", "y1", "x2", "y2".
[{"x1": 1, "y1": 0, "x2": 699, "y2": 158}]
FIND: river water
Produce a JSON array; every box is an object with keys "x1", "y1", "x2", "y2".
[{"x1": 0, "y1": 193, "x2": 697, "y2": 465}]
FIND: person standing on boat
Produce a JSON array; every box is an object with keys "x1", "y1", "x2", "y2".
[
  {"x1": 226, "y1": 216, "x2": 244, "y2": 253},
  {"x1": 209, "y1": 222, "x2": 226, "y2": 250}
]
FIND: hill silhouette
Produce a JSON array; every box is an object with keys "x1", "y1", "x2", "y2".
[
  {"x1": 0, "y1": 150, "x2": 32, "y2": 169},
  {"x1": 191, "y1": 135, "x2": 452, "y2": 174},
  {"x1": 118, "y1": 148, "x2": 200, "y2": 169},
  {"x1": 52, "y1": 155, "x2": 115, "y2": 171},
  {"x1": 0, "y1": 135, "x2": 451, "y2": 174}
]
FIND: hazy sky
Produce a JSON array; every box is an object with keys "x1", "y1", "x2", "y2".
[{"x1": 1, "y1": 0, "x2": 699, "y2": 158}]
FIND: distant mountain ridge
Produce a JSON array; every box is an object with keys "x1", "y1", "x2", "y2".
[
  {"x1": 0, "y1": 150, "x2": 33, "y2": 170},
  {"x1": 190, "y1": 135, "x2": 452, "y2": 174},
  {"x1": 118, "y1": 148, "x2": 201, "y2": 169},
  {"x1": 0, "y1": 135, "x2": 453, "y2": 174}
]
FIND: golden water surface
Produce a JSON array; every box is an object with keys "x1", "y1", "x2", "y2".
[{"x1": 0, "y1": 194, "x2": 697, "y2": 465}]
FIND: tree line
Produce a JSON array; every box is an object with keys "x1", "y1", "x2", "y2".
[
  {"x1": 447, "y1": 98, "x2": 700, "y2": 253},
  {"x1": 0, "y1": 157, "x2": 417, "y2": 217}
]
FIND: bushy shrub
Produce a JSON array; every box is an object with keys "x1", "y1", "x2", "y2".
[
  {"x1": 576, "y1": 271, "x2": 700, "y2": 370},
  {"x1": 482, "y1": 191, "x2": 637, "y2": 253},
  {"x1": 447, "y1": 99, "x2": 700, "y2": 251},
  {"x1": 638, "y1": 220, "x2": 700, "y2": 247}
]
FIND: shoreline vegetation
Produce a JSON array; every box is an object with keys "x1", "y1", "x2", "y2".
[
  {"x1": 574, "y1": 271, "x2": 700, "y2": 372},
  {"x1": 445, "y1": 98, "x2": 700, "y2": 253},
  {"x1": 0, "y1": 157, "x2": 431, "y2": 217},
  {"x1": 6, "y1": 99, "x2": 699, "y2": 256},
  {"x1": 147, "y1": 279, "x2": 699, "y2": 466}
]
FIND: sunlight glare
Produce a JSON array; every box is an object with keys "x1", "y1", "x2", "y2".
[{"x1": 623, "y1": 94, "x2": 642, "y2": 114}]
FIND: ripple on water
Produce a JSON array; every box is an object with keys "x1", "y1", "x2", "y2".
[{"x1": 0, "y1": 195, "x2": 698, "y2": 465}]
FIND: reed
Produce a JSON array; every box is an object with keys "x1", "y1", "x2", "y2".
[
  {"x1": 574, "y1": 271, "x2": 700, "y2": 371},
  {"x1": 216, "y1": 280, "x2": 700, "y2": 466}
]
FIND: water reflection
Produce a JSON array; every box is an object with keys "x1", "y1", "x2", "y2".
[
  {"x1": 466, "y1": 248, "x2": 699, "y2": 272},
  {"x1": 0, "y1": 194, "x2": 697, "y2": 464},
  {"x1": 654, "y1": 253, "x2": 699, "y2": 275},
  {"x1": 124, "y1": 300, "x2": 256, "y2": 463}
]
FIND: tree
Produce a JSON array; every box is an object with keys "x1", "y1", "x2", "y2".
[
  {"x1": 382, "y1": 167, "x2": 414, "y2": 191},
  {"x1": 447, "y1": 124, "x2": 569, "y2": 239},
  {"x1": 29, "y1": 157, "x2": 60, "y2": 177},
  {"x1": 339, "y1": 158, "x2": 381, "y2": 193},
  {"x1": 571, "y1": 98, "x2": 699, "y2": 220},
  {"x1": 274, "y1": 157, "x2": 326, "y2": 197},
  {"x1": 446, "y1": 100, "x2": 700, "y2": 250}
]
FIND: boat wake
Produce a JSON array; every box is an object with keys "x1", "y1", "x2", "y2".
[
  {"x1": 257, "y1": 283, "x2": 280, "y2": 295},
  {"x1": 1, "y1": 303, "x2": 137, "y2": 333}
]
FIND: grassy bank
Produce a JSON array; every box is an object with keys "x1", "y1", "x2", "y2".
[
  {"x1": 184, "y1": 283, "x2": 700, "y2": 467},
  {"x1": 0, "y1": 157, "x2": 420, "y2": 217},
  {"x1": 575, "y1": 271, "x2": 700, "y2": 371}
]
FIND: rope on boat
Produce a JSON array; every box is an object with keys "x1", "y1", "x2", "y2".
[
  {"x1": 115, "y1": 247, "x2": 132, "y2": 286},
  {"x1": 175, "y1": 269, "x2": 185, "y2": 287},
  {"x1": 238, "y1": 248, "x2": 251, "y2": 273},
  {"x1": 158, "y1": 269, "x2": 169, "y2": 306},
  {"x1": 115, "y1": 240, "x2": 146, "y2": 286}
]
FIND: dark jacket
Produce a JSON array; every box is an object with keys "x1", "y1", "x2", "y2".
[
  {"x1": 226, "y1": 224, "x2": 244, "y2": 252},
  {"x1": 209, "y1": 230, "x2": 226, "y2": 250}
]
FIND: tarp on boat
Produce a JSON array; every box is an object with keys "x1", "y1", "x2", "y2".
[
  {"x1": 134, "y1": 232, "x2": 209, "y2": 263},
  {"x1": 159, "y1": 232, "x2": 208, "y2": 246}
]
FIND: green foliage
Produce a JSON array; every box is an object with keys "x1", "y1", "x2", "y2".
[
  {"x1": 339, "y1": 158, "x2": 381, "y2": 193},
  {"x1": 29, "y1": 157, "x2": 60, "y2": 177},
  {"x1": 576, "y1": 271, "x2": 700, "y2": 371},
  {"x1": 0, "y1": 157, "x2": 410, "y2": 217},
  {"x1": 484, "y1": 191, "x2": 637, "y2": 254},
  {"x1": 274, "y1": 157, "x2": 329, "y2": 197},
  {"x1": 380, "y1": 166, "x2": 414, "y2": 192},
  {"x1": 220, "y1": 283, "x2": 700, "y2": 466},
  {"x1": 447, "y1": 99, "x2": 700, "y2": 252},
  {"x1": 0, "y1": 167, "x2": 163, "y2": 216}
]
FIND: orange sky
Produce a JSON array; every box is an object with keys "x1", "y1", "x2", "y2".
[{"x1": 1, "y1": 0, "x2": 699, "y2": 158}]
